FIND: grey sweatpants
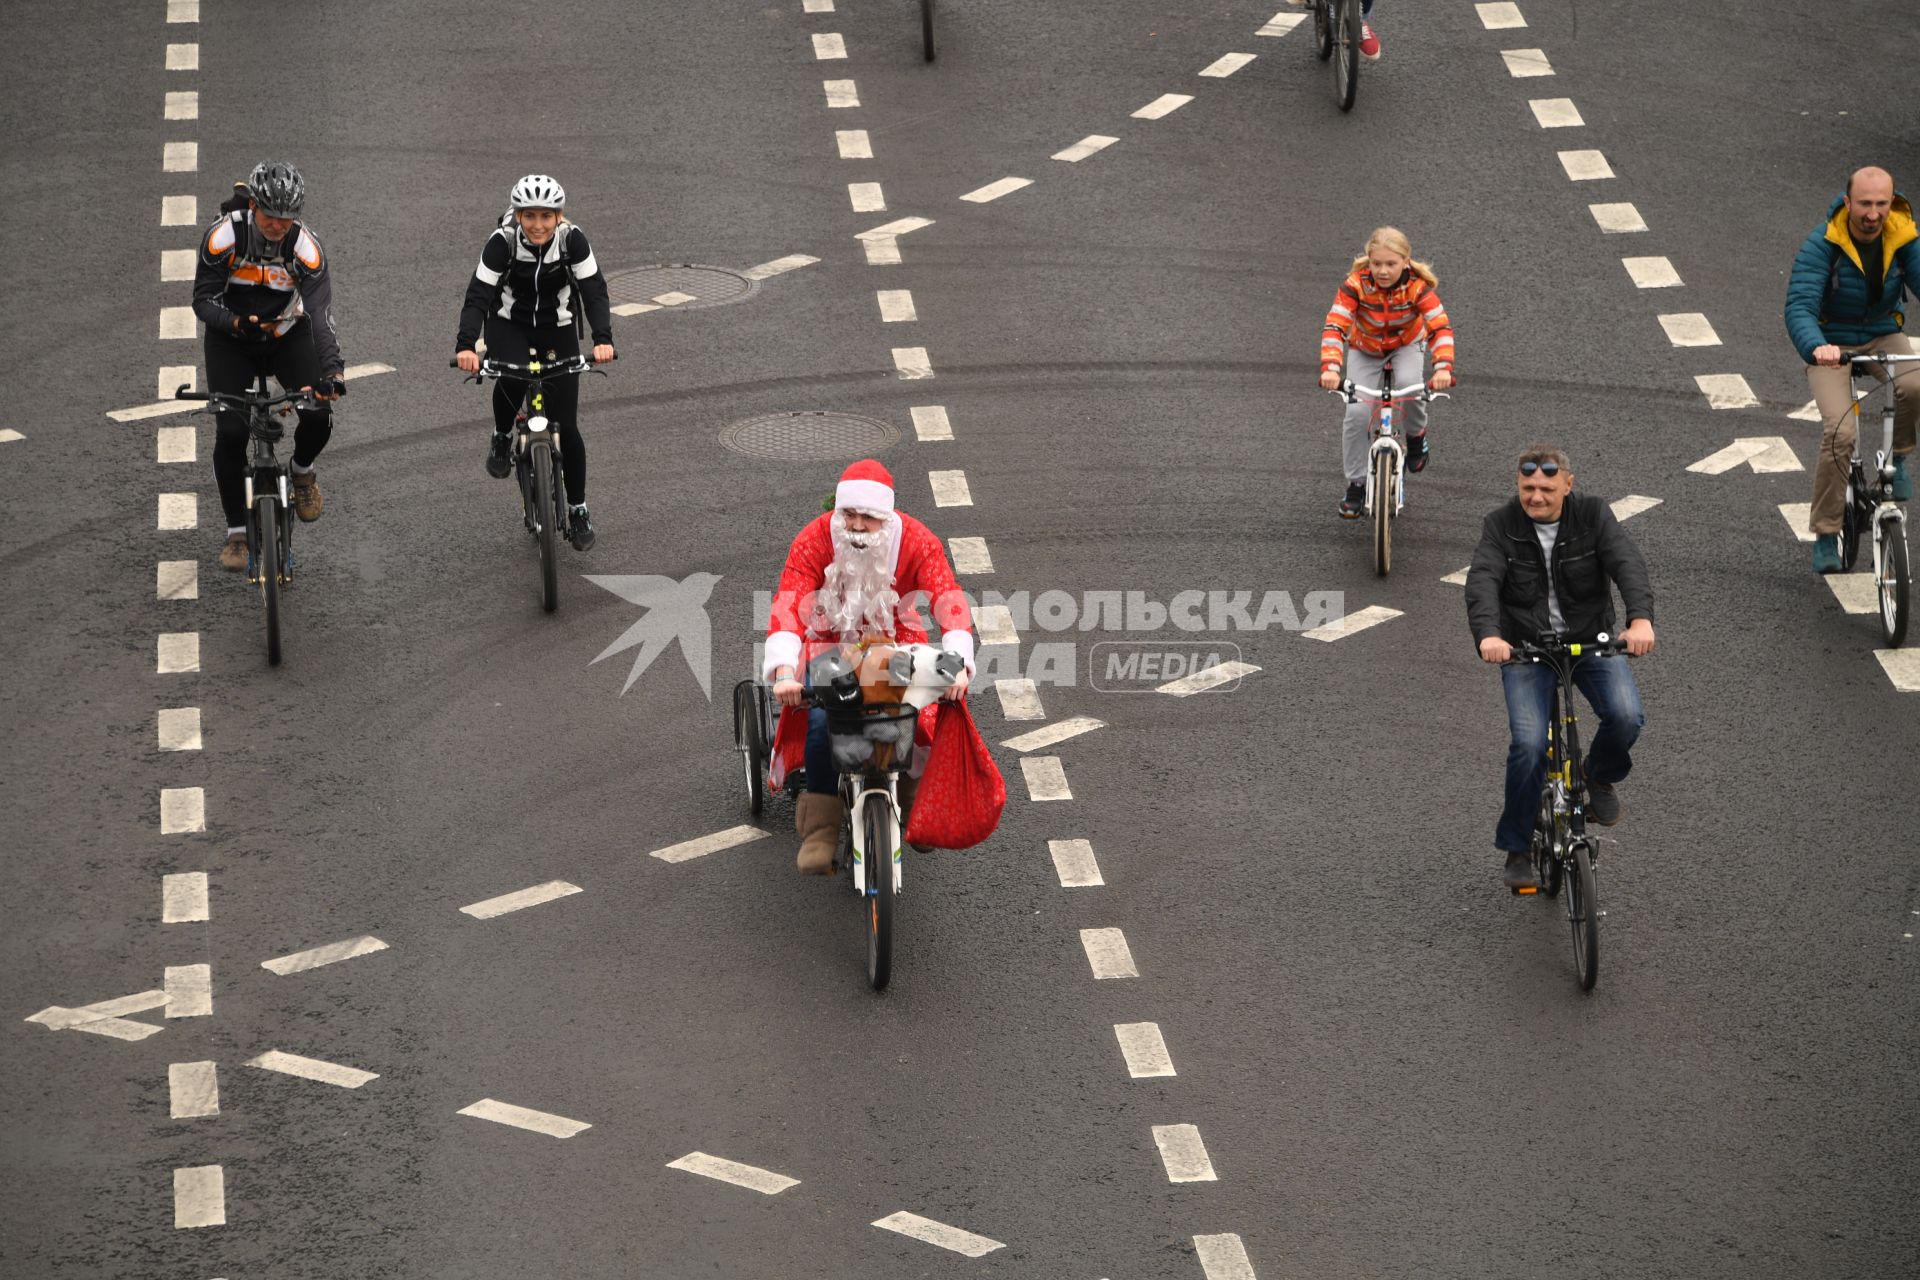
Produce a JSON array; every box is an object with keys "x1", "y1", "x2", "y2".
[{"x1": 1341, "y1": 344, "x2": 1428, "y2": 484}]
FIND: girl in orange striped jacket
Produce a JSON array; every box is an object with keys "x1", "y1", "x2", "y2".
[{"x1": 1318, "y1": 226, "x2": 1456, "y2": 518}]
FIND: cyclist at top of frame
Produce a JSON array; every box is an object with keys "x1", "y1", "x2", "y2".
[
  {"x1": 1465, "y1": 445, "x2": 1655, "y2": 893},
  {"x1": 1300, "y1": 0, "x2": 1387, "y2": 61},
  {"x1": 455, "y1": 174, "x2": 616, "y2": 552},
  {"x1": 192, "y1": 160, "x2": 345, "y2": 573},
  {"x1": 1784, "y1": 164, "x2": 1920, "y2": 576}
]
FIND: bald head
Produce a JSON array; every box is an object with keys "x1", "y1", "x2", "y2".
[{"x1": 1845, "y1": 167, "x2": 1895, "y2": 241}]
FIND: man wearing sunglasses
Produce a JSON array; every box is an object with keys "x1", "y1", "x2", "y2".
[{"x1": 1466, "y1": 446, "x2": 1656, "y2": 891}]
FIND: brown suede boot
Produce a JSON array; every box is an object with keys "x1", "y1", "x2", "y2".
[{"x1": 794, "y1": 792, "x2": 844, "y2": 875}]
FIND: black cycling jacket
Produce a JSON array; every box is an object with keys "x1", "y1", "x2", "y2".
[
  {"x1": 192, "y1": 209, "x2": 344, "y2": 377},
  {"x1": 455, "y1": 222, "x2": 613, "y2": 351}
]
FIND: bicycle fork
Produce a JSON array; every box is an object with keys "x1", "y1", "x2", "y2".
[{"x1": 847, "y1": 784, "x2": 903, "y2": 896}]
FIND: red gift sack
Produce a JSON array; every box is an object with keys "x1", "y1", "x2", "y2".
[
  {"x1": 770, "y1": 704, "x2": 809, "y2": 792},
  {"x1": 904, "y1": 698, "x2": 1005, "y2": 850}
]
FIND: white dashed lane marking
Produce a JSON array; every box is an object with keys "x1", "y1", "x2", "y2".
[
  {"x1": 261, "y1": 935, "x2": 389, "y2": 975},
  {"x1": 811, "y1": 32, "x2": 846, "y2": 59},
  {"x1": 163, "y1": 871, "x2": 209, "y2": 922},
  {"x1": 1194, "y1": 1234, "x2": 1259, "y2": 1280},
  {"x1": 849, "y1": 181, "x2": 885, "y2": 213},
  {"x1": 164, "y1": 964, "x2": 211, "y2": 1017},
  {"x1": 173, "y1": 1165, "x2": 224, "y2": 1229},
  {"x1": 948, "y1": 536, "x2": 992, "y2": 573},
  {"x1": 1152, "y1": 1124, "x2": 1219, "y2": 1183},
  {"x1": 1157, "y1": 659, "x2": 1259, "y2": 696},
  {"x1": 667, "y1": 1152, "x2": 800, "y2": 1195},
  {"x1": 960, "y1": 177, "x2": 1033, "y2": 203},
  {"x1": 1591, "y1": 202, "x2": 1648, "y2": 233},
  {"x1": 802, "y1": 0, "x2": 833, "y2": 11},
  {"x1": 157, "y1": 493, "x2": 196, "y2": 529},
  {"x1": 1558, "y1": 149, "x2": 1614, "y2": 181},
  {"x1": 1441, "y1": 567, "x2": 1470, "y2": 585},
  {"x1": 1778, "y1": 502, "x2": 1816, "y2": 542},
  {"x1": 1049, "y1": 838, "x2": 1103, "y2": 887},
  {"x1": 167, "y1": 0, "x2": 199, "y2": 19},
  {"x1": 246, "y1": 1050, "x2": 379, "y2": 1088},
  {"x1": 1080, "y1": 927, "x2": 1138, "y2": 978},
  {"x1": 0, "y1": 429, "x2": 23, "y2": 445},
  {"x1": 823, "y1": 79, "x2": 858, "y2": 108},
  {"x1": 858, "y1": 216, "x2": 934, "y2": 242},
  {"x1": 742, "y1": 254, "x2": 819, "y2": 280},
  {"x1": 1477, "y1": 1, "x2": 1527, "y2": 28},
  {"x1": 157, "y1": 560, "x2": 198, "y2": 600},
  {"x1": 1622, "y1": 256, "x2": 1682, "y2": 288},
  {"x1": 893, "y1": 347, "x2": 934, "y2": 379},
  {"x1": 165, "y1": 91, "x2": 197, "y2": 120},
  {"x1": 160, "y1": 365, "x2": 196, "y2": 397},
  {"x1": 652, "y1": 291, "x2": 696, "y2": 307},
  {"x1": 162, "y1": 141, "x2": 197, "y2": 172},
  {"x1": 973, "y1": 603, "x2": 1018, "y2": 647},
  {"x1": 164, "y1": 43, "x2": 198, "y2": 70},
  {"x1": 835, "y1": 128, "x2": 871, "y2": 158},
  {"x1": 1658, "y1": 313, "x2": 1721, "y2": 346},
  {"x1": 1257, "y1": 12, "x2": 1307, "y2": 37},
  {"x1": 1688, "y1": 435, "x2": 1799, "y2": 472},
  {"x1": 1873, "y1": 650, "x2": 1920, "y2": 692},
  {"x1": 160, "y1": 786, "x2": 205, "y2": 833},
  {"x1": 1611, "y1": 495, "x2": 1664, "y2": 520},
  {"x1": 159, "y1": 306, "x2": 196, "y2": 339},
  {"x1": 1501, "y1": 48, "x2": 1553, "y2": 76},
  {"x1": 1824, "y1": 574, "x2": 1877, "y2": 614},
  {"x1": 929, "y1": 469, "x2": 971, "y2": 506},
  {"x1": 1198, "y1": 52, "x2": 1256, "y2": 77},
  {"x1": 457, "y1": 1098, "x2": 591, "y2": 1139},
  {"x1": 993, "y1": 677, "x2": 1044, "y2": 721},
  {"x1": 910, "y1": 405, "x2": 952, "y2": 441},
  {"x1": 1789, "y1": 399, "x2": 1827, "y2": 422},
  {"x1": 161, "y1": 195, "x2": 196, "y2": 225},
  {"x1": 157, "y1": 707, "x2": 202, "y2": 750},
  {"x1": 1114, "y1": 1022, "x2": 1176, "y2": 1078},
  {"x1": 1304, "y1": 605, "x2": 1402, "y2": 642},
  {"x1": 169, "y1": 1061, "x2": 219, "y2": 1118},
  {"x1": 27, "y1": 990, "x2": 168, "y2": 1032},
  {"x1": 872, "y1": 1211, "x2": 1005, "y2": 1258},
  {"x1": 1133, "y1": 93, "x2": 1194, "y2": 119},
  {"x1": 157, "y1": 427, "x2": 195, "y2": 462},
  {"x1": 1692, "y1": 377, "x2": 1763, "y2": 411},
  {"x1": 650, "y1": 825, "x2": 766, "y2": 863},
  {"x1": 1529, "y1": 98, "x2": 1583, "y2": 128},
  {"x1": 459, "y1": 880, "x2": 582, "y2": 919},
  {"x1": 876, "y1": 289, "x2": 917, "y2": 322},
  {"x1": 1001, "y1": 716, "x2": 1104, "y2": 752},
  {"x1": 863, "y1": 237, "x2": 901, "y2": 265},
  {"x1": 1020, "y1": 756, "x2": 1071, "y2": 801},
  {"x1": 1053, "y1": 135, "x2": 1117, "y2": 163}
]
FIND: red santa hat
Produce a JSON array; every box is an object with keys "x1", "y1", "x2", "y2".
[{"x1": 835, "y1": 459, "x2": 895, "y2": 516}]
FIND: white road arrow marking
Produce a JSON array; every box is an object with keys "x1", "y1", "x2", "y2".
[{"x1": 1688, "y1": 437, "x2": 1801, "y2": 475}]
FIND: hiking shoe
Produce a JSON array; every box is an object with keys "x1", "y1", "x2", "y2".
[
  {"x1": 218, "y1": 534, "x2": 248, "y2": 573},
  {"x1": 485, "y1": 432, "x2": 512, "y2": 479},
  {"x1": 1339, "y1": 482, "x2": 1365, "y2": 519},
  {"x1": 1893, "y1": 455, "x2": 1914, "y2": 502},
  {"x1": 1405, "y1": 429, "x2": 1430, "y2": 473},
  {"x1": 291, "y1": 470, "x2": 323, "y2": 522},
  {"x1": 1359, "y1": 21, "x2": 1382, "y2": 60},
  {"x1": 1502, "y1": 851, "x2": 1537, "y2": 891},
  {"x1": 1812, "y1": 534, "x2": 1842, "y2": 574},
  {"x1": 568, "y1": 505, "x2": 596, "y2": 551},
  {"x1": 1586, "y1": 781, "x2": 1622, "y2": 826}
]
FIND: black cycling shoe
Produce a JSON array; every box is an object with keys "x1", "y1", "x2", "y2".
[
  {"x1": 485, "y1": 432, "x2": 512, "y2": 479},
  {"x1": 1503, "y1": 851, "x2": 1539, "y2": 892},
  {"x1": 1338, "y1": 482, "x2": 1365, "y2": 519},
  {"x1": 1405, "y1": 429, "x2": 1430, "y2": 473},
  {"x1": 1586, "y1": 781, "x2": 1622, "y2": 826},
  {"x1": 568, "y1": 505, "x2": 596, "y2": 551}
]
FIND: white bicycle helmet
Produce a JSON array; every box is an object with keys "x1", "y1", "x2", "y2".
[{"x1": 508, "y1": 174, "x2": 566, "y2": 211}]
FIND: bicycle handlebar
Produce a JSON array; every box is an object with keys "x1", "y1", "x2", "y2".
[
  {"x1": 1511, "y1": 634, "x2": 1630, "y2": 661},
  {"x1": 451, "y1": 355, "x2": 610, "y2": 383},
  {"x1": 1328, "y1": 380, "x2": 1452, "y2": 406},
  {"x1": 173, "y1": 383, "x2": 339, "y2": 411}
]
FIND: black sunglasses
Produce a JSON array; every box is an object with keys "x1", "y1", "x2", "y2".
[{"x1": 1519, "y1": 460, "x2": 1562, "y2": 477}]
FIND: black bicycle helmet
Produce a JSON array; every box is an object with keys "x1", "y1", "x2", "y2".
[{"x1": 246, "y1": 160, "x2": 306, "y2": 218}]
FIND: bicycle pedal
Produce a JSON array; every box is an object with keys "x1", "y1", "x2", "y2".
[{"x1": 1512, "y1": 885, "x2": 1539, "y2": 896}]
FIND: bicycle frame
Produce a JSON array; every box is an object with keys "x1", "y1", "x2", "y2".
[
  {"x1": 843, "y1": 761, "x2": 905, "y2": 896},
  {"x1": 1847, "y1": 358, "x2": 1911, "y2": 557}
]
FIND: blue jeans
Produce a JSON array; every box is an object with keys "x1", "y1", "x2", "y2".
[
  {"x1": 1496, "y1": 654, "x2": 1644, "y2": 852},
  {"x1": 804, "y1": 707, "x2": 837, "y2": 796}
]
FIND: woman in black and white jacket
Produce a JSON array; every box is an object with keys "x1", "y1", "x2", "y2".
[{"x1": 455, "y1": 174, "x2": 615, "y2": 550}]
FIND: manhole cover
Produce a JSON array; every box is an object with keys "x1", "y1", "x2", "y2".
[
  {"x1": 606, "y1": 264, "x2": 756, "y2": 310},
  {"x1": 721, "y1": 412, "x2": 902, "y2": 462}
]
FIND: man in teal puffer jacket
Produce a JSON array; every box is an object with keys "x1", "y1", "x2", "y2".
[{"x1": 1784, "y1": 166, "x2": 1920, "y2": 573}]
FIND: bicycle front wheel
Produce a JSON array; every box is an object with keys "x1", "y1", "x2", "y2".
[
  {"x1": 1313, "y1": 0, "x2": 1332, "y2": 59},
  {"x1": 1567, "y1": 839, "x2": 1599, "y2": 992},
  {"x1": 1371, "y1": 448, "x2": 1394, "y2": 576},
  {"x1": 1334, "y1": 0, "x2": 1360, "y2": 111},
  {"x1": 258, "y1": 497, "x2": 283, "y2": 667},
  {"x1": 531, "y1": 441, "x2": 559, "y2": 613},
  {"x1": 920, "y1": 0, "x2": 935, "y2": 61},
  {"x1": 733, "y1": 681, "x2": 768, "y2": 816},
  {"x1": 864, "y1": 794, "x2": 895, "y2": 991},
  {"x1": 1839, "y1": 482, "x2": 1862, "y2": 571},
  {"x1": 1877, "y1": 516, "x2": 1910, "y2": 646}
]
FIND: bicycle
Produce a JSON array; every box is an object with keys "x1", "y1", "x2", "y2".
[
  {"x1": 1312, "y1": 0, "x2": 1362, "y2": 112},
  {"x1": 734, "y1": 642, "x2": 962, "y2": 990},
  {"x1": 174, "y1": 377, "x2": 339, "y2": 666},
  {"x1": 1329, "y1": 377, "x2": 1448, "y2": 576},
  {"x1": 1834, "y1": 351, "x2": 1918, "y2": 646},
  {"x1": 919, "y1": 0, "x2": 935, "y2": 61},
  {"x1": 455, "y1": 355, "x2": 605, "y2": 613},
  {"x1": 1509, "y1": 633, "x2": 1630, "y2": 993}
]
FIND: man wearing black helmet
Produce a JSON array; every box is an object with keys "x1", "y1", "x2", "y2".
[{"x1": 192, "y1": 159, "x2": 345, "y2": 572}]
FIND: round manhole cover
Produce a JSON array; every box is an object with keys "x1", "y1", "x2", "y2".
[
  {"x1": 721, "y1": 412, "x2": 902, "y2": 462},
  {"x1": 606, "y1": 264, "x2": 756, "y2": 310}
]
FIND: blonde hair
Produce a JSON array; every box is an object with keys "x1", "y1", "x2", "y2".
[{"x1": 1350, "y1": 226, "x2": 1439, "y2": 287}]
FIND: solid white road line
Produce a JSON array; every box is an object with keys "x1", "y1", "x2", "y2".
[
  {"x1": 1080, "y1": 927, "x2": 1137, "y2": 978},
  {"x1": 1021, "y1": 756, "x2": 1071, "y2": 801},
  {"x1": 1529, "y1": 98, "x2": 1583, "y2": 128},
  {"x1": 994, "y1": 677, "x2": 1044, "y2": 720},
  {"x1": 893, "y1": 347, "x2": 934, "y2": 379},
  {"x1": 1115, "y1": 1022, "x2": 1176, "y2": 1077},
  {"x1": 173, "y1": 1165, "x2": 224, "y2": 1228},
  {"x1": 1872, "y1": 649, "x2": 1920, "y2": 691},
  {"x1": 157, "y1": 493, "x2": 196, "y2": 529},
  {"x1": 160, "y1": 787, "x2": 205, "y2": 833},
  {"x1": 1048, "y1": 838, "x2": 1103, "y2": 887},
  {"x1": 157, "y1": 426, "x2": 195, "y2": 462},
  {"x1": 1002, "y1": 716, "x2": 1104, "y2": 752},
  {"x1": 161, "y1": 194, "x2": 196, "y2": 225},
  {"x1": 949, "y1": 536, "x2": 992, "y2": 573},
  {"x1": 812, "y1": 32, "x2": 847, "y2": 59},
  {"x1": 836, "y1": 128, "x2": 871, "y2": 158},
  {"x1": 1152, "y1": 1124, "x2": 1219, "y2": 1182},
  {"x1": 1590, "y1": 202, "x2": 1648, "y2": 233},
  {"x1": 973, "y1": 603, "x2": 1018, "y2": 647},
  {"x1": 163, "y1": 141, "x2": 198, "y2": 172},
  {"x1": 667, "y1": 1152, "x2": 799, "y2": 1195},
  {"x1": 744, "y1": 254, "x2": 819, "y2": 280},
  {"x1": 863, "y1": 237, "x2": 901, "y2": 266},
  {"x1": 871, "y1": 1211, "x2": 1004, "y2": 1257},
  {"x1": 1133, "y1": 93, "x2": 1193, "y2": 119},
  {"x1": 1824, "y1": 573, "x2": 1877, "y2": 614},
  {"x1": 1501, "y1": 48, "x2": 1553, "y2": 76},
  {"x1": 157, "y1": 707, "x2": 202, "y2": 751},
  {"x1": 169, "y1": 1061, "x2": 219, "y2": 1118},
  {"x1": 459, "y1": 880, "x2": 582, "y2": 919},
  {"x1": 164, "y1": 964, "x2": 212, "y2": 1017},
  {"x1": 1610, "y1": 495, "x2": 1664, "y2": 521},
  {"x1": 164, "y1": 91, "x2": 198, "y2": 120},
  {"x1": 1658, "y1": 313, "x2": 1721, "y2": 346},
  {"x1": 165, "y1": 43, "x2": 199, "y2": 70},
  {"x1": 1157, "y1": 659, "x2": 1259, "y2": 696},
  {"x1": 1053, "y1": 135, "x2": 1118, "y2": 163},
  {"x1": 261, "y1": 935, "x2": 389, "y2": 975},
  {"x1": 961, "y1": 177, "x2": 1033, "y2": 203},
  {"x1": 1778, "y1": 502, "x2": 1816, "y2": 543},
  {"x1": 1477, "y1": 2, "x2": 1527, "y2": 29},
  {"x1": 163, "y1": 871, "x2": 209, "y2": 922},
  {"x1": 246, "y1": 1049, "x2": 379, "y2": 1088},
  {"x1": 877, "y1": 289, "x2": 917, "y2": 322},
  {"x1": 1558, "y1": 149, "x2": 1614, "y2": 181},
  {"x1": 1257, "y1": 12, "x2": 1308, "y2": 37},
  {"x1": 823, "y1": 79, "x2": 858, "y2": 107},
  {"x1": 1194, "y1": 1233, "x2": 1259, "y2": 1280},
  {"x1": 849, "y1": 181, "x2": 886, "y2": 212},
  {"x1": 650, "y1": 825, "x2": 766, "y2": 863},
  {"x1": 1691, "y1": 375, "x2": 1761, "y2": 411},
  {"x1": 1622, "y1": 256, "x2": 1682, "y2": 288},
  {"x1": 929, "y1": 469, "x2": 971, "y2": 506},
  {"x1": 1304, "y1": 605, "x2": 1402, "y2": 642},
  {"x1": 1199, "y1": 52, "x2": 1255, "y2": 77},
  {"x1": 457, "y1": 1098, "x2": 591, "y2": 1138},
  {"x1": 910, "y1": 405, "x2": 952, "y2": 441},
  {"x1": 858, "y1": 215, "x2": 934, "y2": 240},
  {"x1": 157, "y1": 560, "x2": 198, "y2": 600},
  {"x1": 159, "y1": 306, "x2": 196, "y2": 339},
  {"x1": 167, "y1": 0, "x2": 200, "y2": 19},
  {"x1": 160, "y1": 365, "x2": 196, "y2": 398}
]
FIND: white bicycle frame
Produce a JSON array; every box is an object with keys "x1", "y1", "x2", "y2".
[
  {"x1": 1344, "y1": 378, "x2": 1435, "y2": 518},
  {"x1": 1849, "y1": 354, "x2": 1918, "y2": 588}
]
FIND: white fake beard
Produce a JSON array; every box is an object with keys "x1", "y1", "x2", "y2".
[{"x1": 815, "y1": 513, "x2": 899, "y2": 638}]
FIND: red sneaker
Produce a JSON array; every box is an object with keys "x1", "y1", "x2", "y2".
[{"x1": 1359, "y1": 21, "x2": 1382, "y2": 60}]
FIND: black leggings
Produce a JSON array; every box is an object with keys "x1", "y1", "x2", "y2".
[
  {"x1": 206, "y1": 323, "x2": 332, "y2": 528},
  {"x1": 486, "y1": 320, "x2": 587, "y2": 504}
]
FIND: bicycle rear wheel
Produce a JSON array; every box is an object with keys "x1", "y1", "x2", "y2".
[
  {"x1": 864, "y1": 794, "x2": 895, "y2": 991},
  {"x1": 1334, "y1": 0, "x2": 1360, "y2": 111},
  {"x1": 733, "y1": 681, "x2": 768, "y2": 816},
  {"x1": 1876, "y1": 516, "x2": 1910, "y2": 646},
  {"x1": 1371, "y1": 448, "x2": 1393, "y2": 576},
  {"x1": 1313, "y1": 0, "x2": 1332, "y2": 59},
  {"x1": 1567, "y1": 839, "x2": 1599, "y2": 992},
  {"x1": 258, "y1": 497, "x2": 283, "y2": 667},
  {"x1": 920, "y1": 0, "x2": 935, "y2": 61},
  {"x1": 531, "y1": 440, "x2": 559, "y2": 613}
]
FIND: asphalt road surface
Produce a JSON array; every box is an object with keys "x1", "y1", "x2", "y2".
[{"x1": 4, "y1": 2, "x2": 1918, "y2": 1278}]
